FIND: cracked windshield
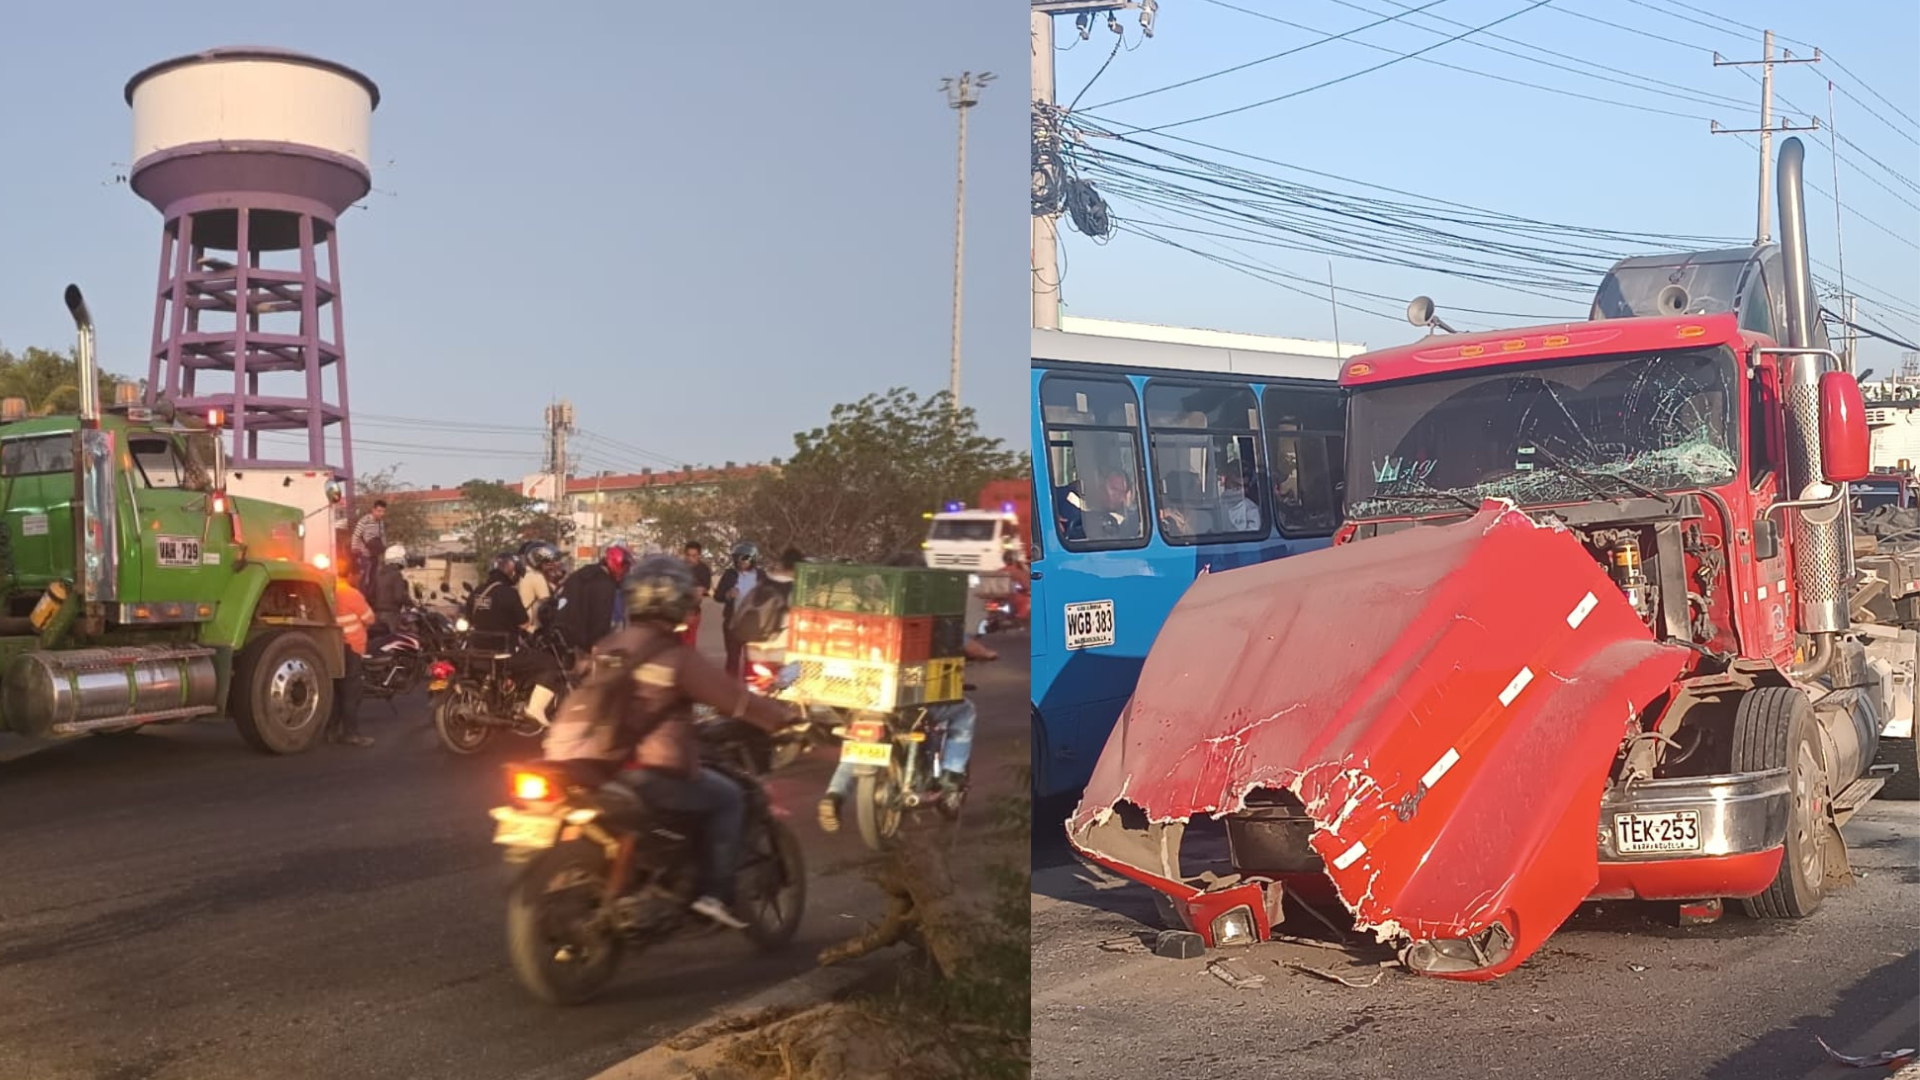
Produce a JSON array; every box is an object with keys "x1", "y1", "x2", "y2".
[{"x1": 1345, "y1": 347, "x2": 1738, "y2": 518}]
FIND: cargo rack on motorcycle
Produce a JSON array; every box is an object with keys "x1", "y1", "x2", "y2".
[{"x1": 786, "y1": 563, "x2": 970, "y2": 713}]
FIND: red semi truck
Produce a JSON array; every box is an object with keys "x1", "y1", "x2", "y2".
[{"x1": 1069, "y1": 136, "x2": 1916, "y2": 979}]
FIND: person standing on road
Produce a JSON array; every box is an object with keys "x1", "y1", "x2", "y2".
[
  {"x1": 330, "y1": 575, "x2": 377, "y2": 748},
  {"x1": 350, "y1": 500, "x2": 388, "y2": 594},
  {"x1": 737, "y1": 547, "x2": 800, "y2": 674},
  {"x1": 681, "y1": 541, "x2": 714, "y2": 647},
  {"x1": 714, "y1": 541, "x2": 761, "y2": 677}
]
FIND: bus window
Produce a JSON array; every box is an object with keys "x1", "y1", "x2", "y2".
[
  {"x1": 1040, "y1": 375, "x2": 1148, "y2": 549},
  {"x1": 1263, "y1": 385, "x2": 1344, "y2": 537},
  {"x1": 1145, "y1": 381, "x2": 1264, "y2": 544}
]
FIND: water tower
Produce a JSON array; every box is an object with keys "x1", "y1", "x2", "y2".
[{"x1": 127, "y1": 46, "x2": 378, "y2": 484}]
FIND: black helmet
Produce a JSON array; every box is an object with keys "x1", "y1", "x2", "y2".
[
  {"x1": 730, "y1": 540, "x2": 761, "y2": 565},
  {"x1": 522, "y1": 541, "x2": 561, "y2": 572},
  {"x1": 490, "y1": 552, "x2": 523, "y2": 582},
  {"x1": 622, "y1": 554, "x2": 698, "y2": 625}
]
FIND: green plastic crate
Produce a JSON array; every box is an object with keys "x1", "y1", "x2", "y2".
[{"x1": 794, "y1": 563, "x2": 969, "y2": 617}]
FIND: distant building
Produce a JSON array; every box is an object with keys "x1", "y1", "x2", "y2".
[{"x1": 388, "y1": 464, "x2": 768, "y2": 557}]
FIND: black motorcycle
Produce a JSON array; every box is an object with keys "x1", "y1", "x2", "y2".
[
  {"x1": 429, "y1": 624, "x2": 578, "y2": 755},
  {"x1": 363, "y1": 602, "x2": 458, "y2": 701},
  {"x1": 491, "y1": 720, "x2": 807, "y2": 1005}
]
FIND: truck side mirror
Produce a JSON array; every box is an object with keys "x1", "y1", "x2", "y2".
[
  {"x1": 1818, "y1": 370, "x2": 1871, "y2": 483},
  {"x1": 1753, "y1": 517, "x2": 1780, "y2": 561}
]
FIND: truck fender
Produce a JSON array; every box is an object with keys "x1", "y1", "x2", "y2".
[{"x1": 205, "y1": 563, "x2": 346, "y2": 680}]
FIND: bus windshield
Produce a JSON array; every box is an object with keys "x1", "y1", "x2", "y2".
[{"x1": 1345, "y1": 346, "x2": 1739, "y2": 519}]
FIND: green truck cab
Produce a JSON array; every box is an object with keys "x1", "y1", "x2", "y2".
[{"x1": 0, "y1": 287, "x2": 344, "y2": 753}]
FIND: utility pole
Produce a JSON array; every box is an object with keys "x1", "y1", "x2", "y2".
[
  {"x1": 1031, "y1": 1, "x2": 1156, "y2": 330},
  {"x1": 1711, "y1": 30, "x2": 1821, "y2": 243},
  {"x1": 941, "y1": 71, "x2": 993, "y2": 418}
]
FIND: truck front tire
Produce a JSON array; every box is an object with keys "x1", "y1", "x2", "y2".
[
  {"x1": 232, "y1": 630, "x2": 333, "y2": 755},
  {"x1": 1733, "y1": 687, "x2": 1828, "y2": 919}
]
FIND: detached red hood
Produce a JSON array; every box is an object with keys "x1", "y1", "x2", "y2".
[{"x1": 1068, "y1": 505, "x2": 1692, "y2": 977}]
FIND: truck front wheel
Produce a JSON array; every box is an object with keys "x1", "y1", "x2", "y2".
[
  {"x1": 232, "y1": 631, "x2": 334, "y2": 755},
  {"x1": 1734, "y1": 687, "x2": 1829, "y2": 919}
]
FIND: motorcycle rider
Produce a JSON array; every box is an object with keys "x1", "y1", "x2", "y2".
[
  {"x1": 549, "y1": 545, "x2": 632, "y2": 655},
  {"x1": 714, "y1": 541, "x2": 762, "y2": 677},
  {"x1": 469, "y1": 552, "x2": 567, "y2": 728},
  {"x1": 543, "y1": 555, "x2": 798, "y2": 928},
  {"x1": 371, "y1": 544, "x2": 411, "y2": 634},
  {"x1": 518, "y1": 541, "x2": 563, "y2": 631}
]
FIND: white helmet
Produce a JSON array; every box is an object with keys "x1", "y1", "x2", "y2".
[{"x1": 383, "y1": 544, "x2": 407, "y2": 566}]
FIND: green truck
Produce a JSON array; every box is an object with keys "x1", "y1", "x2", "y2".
[{"x1": 0, "y1": 287, "x2": 344, "y2": 753}]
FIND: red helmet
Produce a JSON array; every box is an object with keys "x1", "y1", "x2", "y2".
[{"x1": 603, "y1": 544, "x2": 633, "y2": 582}]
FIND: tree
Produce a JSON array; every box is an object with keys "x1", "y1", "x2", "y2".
[
  {"x1": 0, "y1": 345, "x2": 133, "y2": 415},
  {"x1": 354, "y1": 466, "x2": 434, "y2": 551},
  {"x1": 732, "y1": 389, "x2": 1026, "y2": 562},
  {"x1": 456, "y1": 480, "x2": 574, "y2": 559},
  {"x1": 624, "y1": 476, "x2": 754, "y2": 555}
]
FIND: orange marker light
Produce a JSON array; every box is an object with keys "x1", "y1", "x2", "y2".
[
  {"x1": 1346, "y1": 362, "x2": 1373, "y2": 377},
  {"x1": 1502, "y1": 339, "x2": 1527, "y2": 352},
  {"x1": 1544, "y1": 334, "x2": 1570, "y2": 347},
  {"x1": 1678, "y1": 325, "x2": 1706, "y2": 339},
  {"x1": 513, "y1": 772, "x2": 551, "y2": 802},
  {"x1": 207, "y1": 408, "x2": 225, "y2": 426},
  {"x1": 1461, "y1": 345, "x2": 1485, "y2": 358}
]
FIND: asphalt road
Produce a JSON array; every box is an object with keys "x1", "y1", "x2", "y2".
[
  {"x1": 1032, "y1": 794, "x2": 1920, "y2": 1080},
  {"x1": 0, "y1": 631, "x2": 1029, "y2": 1080}
]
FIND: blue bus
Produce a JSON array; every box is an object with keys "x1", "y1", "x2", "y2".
[{"x1": 1029, "y1": 326, "x2": 1348, "y2": 797}]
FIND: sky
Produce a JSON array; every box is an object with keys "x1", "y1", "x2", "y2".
[
  {"x1": 1046, "y1": 0, "x2": 1919, "y2": 376},
  {"x1": 0, "y1": 1, "x2": 1028, "y2": 487}
]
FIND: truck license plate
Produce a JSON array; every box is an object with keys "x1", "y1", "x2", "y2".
[
  {"x1": 1613, "y1": 810, "x2": 1701, "y2": 854},
  {"x1": 839, "y1": 740, "x2": 893, "y2": 767},
  {"x1": 1063, "y1": 600, "x2": 1114, "y2": 650},
  {"x1": 492, "y1": 809, "x2": 562, "y2": 849}
]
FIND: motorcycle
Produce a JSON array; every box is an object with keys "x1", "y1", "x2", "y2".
[
  {"x1": 428, "y1": 624, "x2": 578, "y2": 755},
  {"x1": 490, "y1": 719, "x2": 807, "y2": 1005},
  {"x1": 833, "y1": 697, "x2": 972, "y2": 851},
  {"x1": 363, "y1": 601, "x2": 459, "y2": 701}
]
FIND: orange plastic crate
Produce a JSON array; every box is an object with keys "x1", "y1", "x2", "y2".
[{"x1": 789, "y1": 608, "x2": 933, "y2": 664}]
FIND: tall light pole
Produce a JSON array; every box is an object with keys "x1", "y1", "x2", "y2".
[{"x1": 942, "y1": 71, "x2": 993, "y2": 419}]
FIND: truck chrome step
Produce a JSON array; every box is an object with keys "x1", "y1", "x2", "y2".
[{"x1": 1832, "y1": 775, "x2": 1886, "y2": 819}]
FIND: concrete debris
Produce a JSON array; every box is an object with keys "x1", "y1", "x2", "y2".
[
  {"x1": 1816, "y1": 1036, "x2": 1918, "y2": 1069},
  {"x1": 1154, "y1": 930, "x2": 1206, "y2": 960}
]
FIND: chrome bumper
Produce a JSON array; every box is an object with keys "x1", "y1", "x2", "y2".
[{"x1": 1596, "y1": 768, "x2": 1790, "y2": 862}]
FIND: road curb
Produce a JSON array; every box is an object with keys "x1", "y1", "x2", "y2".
[{"x1": 585, "y1": 945, "x2": 907, "y2": 1080}]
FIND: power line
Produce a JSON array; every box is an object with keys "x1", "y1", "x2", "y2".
[
  {"x1": 1132, "y1": 0, "x2": 1558, "y2": 133},
  {"x1": 1089, "y1": 0, "x2": 1460, "y2": 111},
  {"x1": 1826, "y1": 306, "x2": 1920, "y2": 353},
  {"x1": 1323, "y1": 0, "x2": 1754, "y2": 111}
]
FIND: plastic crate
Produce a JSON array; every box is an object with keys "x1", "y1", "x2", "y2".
[
  {"x1": 793, "y1": 563, "x2": 969, "y2": 617},
  {"x1": 790, "y1": 654, "x2": 933, "y2": 712},
  {"x1": 925, "y1": 657, "x2": 965, "y2": 703},
  {"x1": 788, "y1": 609, "x2": 933, "y2": 664},
  {"x1": 930, "y1": 615, "x2": 967, "y2": 659}
]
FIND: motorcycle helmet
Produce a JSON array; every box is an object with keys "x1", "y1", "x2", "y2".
[
  {"x1": 730, "y1": 540, "x2": 761, "y2": 566},
  {"x1": 522, "y1": 541, "x2": 562, "y2": 572},
  {"x1": 383, "y1": 543, "x2": 407, "y2": 566},
  {"x1": 622, "y1": 554, "x2": 697, "y2": 625},
  {"x1": 490, "y1": 551, "x2": 523, "y2": 582},
  {"x1": 603, "y1": 543, "x2": 634, "y2": 582}
]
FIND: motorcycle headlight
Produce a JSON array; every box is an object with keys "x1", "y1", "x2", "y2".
[{"x1": 455, "y1": 617, "x2": 470, "y2": 632}]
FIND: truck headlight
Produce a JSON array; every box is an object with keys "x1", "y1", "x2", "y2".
[{"x1": 1211, "y1": 905, "x2": 1258, "y2": 947}]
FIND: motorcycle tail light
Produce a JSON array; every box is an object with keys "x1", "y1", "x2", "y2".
[
  {"x1": 512, "y1": 771, "x2": 551, "y2": 802},
  {"x1": 430, "y1": 660, "x2": 455, "y2": 680},
  {"x1": 849, "y1": 720, "x2": 886, "y2": 742}
]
